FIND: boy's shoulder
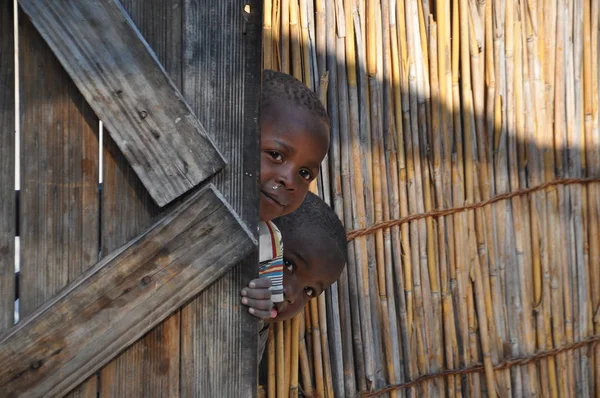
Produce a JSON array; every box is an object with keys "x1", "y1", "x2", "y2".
[{"x1": 258, "y1": 221, "x2": 283, "y2": 264}]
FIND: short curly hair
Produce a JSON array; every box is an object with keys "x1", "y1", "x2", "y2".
[
  {"x1": 261, "y1": 69, "x2": 330, "y2": 128},
  {"x1": 273, "y1": 192, "x2": 348, "y2": 266}
]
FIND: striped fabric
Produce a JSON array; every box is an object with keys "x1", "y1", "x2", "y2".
[{"x1": 258, "y1": 220, "x2": 284, "y2": 303}]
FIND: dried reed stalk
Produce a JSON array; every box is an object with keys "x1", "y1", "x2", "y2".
[
  {"x1": 289, "y1": 0, "x2": 302, "y2": 80},
  {"x1": 280, "y1": 0, "x2": 290, "y2": 73},
  {"x1": 318, "y1": 293, "x2": 334, "y2": 397},
  {"x1": 276, "y1": 321, "x2": 285, "y2": 398},
  {"x1": 353, "y1": 2, "x2": 377, "y2": 390},
  {"x1": 298, "y1": 311, "x2": 314, "y2": 397},
  {"x1": 290, "y1": 315, "x2": 300, "y2": 398},
  {"x1": 309, "y1": 298, "x2": 325, "y2": 397},
  {"x1": 268, "y1": 326, "x2": 276, "y2": 398},
  {"x1": 264, "y1": 0, "x2": 274, "y2": 70},
  {"x1": 284, "y1": 319, "x2": 291, "y2": 398}
]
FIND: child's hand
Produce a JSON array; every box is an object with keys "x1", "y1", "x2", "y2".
[{"x1": 240, "y1": 278, "x2": 278, "y2": 319}]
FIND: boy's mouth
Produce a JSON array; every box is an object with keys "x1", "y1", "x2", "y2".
[
  {"x1": 274, "y1": 301, "x2": 286, "y2": 312},
  {"x1": 261, "y1": 190, "x2": 285, "y2": 208}
]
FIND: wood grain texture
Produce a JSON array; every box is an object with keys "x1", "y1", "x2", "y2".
[
  {"x1": 0, "y1": 184, "x2": 256, "y2": 398},
  {"x1": 0, "y1": 0, "x2": 15, "y2": 334},
  {"x1": 17, "y1": 7, "x2": 100, "y2": 323},
  {"x1": 18, "y1": 0, "x2": 226, "y2": 207},
  {"x1": 180, "y1": 0, "x2": 262, "y2": 396},
  {"x1": 17, "y1": 12, "x2": 101, "y2": 397},
  {"x1": 98, "y1": 1, "x2": 182, "y2": 396}
]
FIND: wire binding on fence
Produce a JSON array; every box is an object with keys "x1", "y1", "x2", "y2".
[
  {"x1": 359, "y1": 334, "x2": 600, "y2": 397},
  {"x1": 346, "y1": 176, "x2": 600, "y2": 241}
]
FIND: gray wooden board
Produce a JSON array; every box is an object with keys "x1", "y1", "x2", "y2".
[
  {"x1": 0, "y1": 185, "x2": 256, "y2": 398},
  {"x1": 16, "y1": 12, "x2": 102, "y2": 397},
  {"x1": 180, "y1": 0, "x2": 262, "y2": 396},
  {"x1": 98, "y1": 1, "x2": 182, "y2": 396},
  {"x1": 17, "y1": 7, "x2": 100, "y2": 324},
  {"x1": 18, "y1": 0, "x2": 226, "y2": 207},
  {"x1": 0, "y1": 0, "x2": 15, "y2": 334}
]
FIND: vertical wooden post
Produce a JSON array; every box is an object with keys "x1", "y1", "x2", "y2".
[
  {"x1": 0, "y1": 0, "x2": 15, "y2": 335},
  {"x1": 180, "y1": 0, "x2": 262, "y2": 396}
]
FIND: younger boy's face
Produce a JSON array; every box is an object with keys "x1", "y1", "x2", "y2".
[
  {"x1": 268, "y1": 236, "x2": 343, "y2": 323},
  {"x1": 259, "y1": 101, "x2": 329, "y2": 222}
]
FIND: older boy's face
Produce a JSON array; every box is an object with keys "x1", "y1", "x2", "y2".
[
  {"x1": 267, "y1": 236, "x2": 343, "y2": 323},
  {"x1": 259, "y1": 101, "x2": 329, "y2": 222}
]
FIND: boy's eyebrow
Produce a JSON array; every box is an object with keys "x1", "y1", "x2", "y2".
[
  {"x1": 273, "y1": 139, "x2": 295, "y2": 154},
  {"x1": 295, "y1": 250, "x2": 309, "y2": 269}
]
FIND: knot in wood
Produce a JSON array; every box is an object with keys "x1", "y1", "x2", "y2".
[
  {"x1": 141, "y1": 275, "x2": 152, "y2": 285},
  {"x1": 30, "y1": 360, "x2": 43, "y2": 370}
]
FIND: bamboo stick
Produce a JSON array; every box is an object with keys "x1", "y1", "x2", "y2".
[
  {"x1": 586, "y1": 2, "x2": 600, "y2": 396},
  {"x1": 309, "y1": 298, "x2": 325, "y2": 397},
  {"x1": 451, "y1": 0, "x2": 472, "y2": 394},
  {"x1": 367, "y1": 0, "x2": 397, "y2": 394},
  {"x1": 298, "y1": 312, "x2": 314, "y2": 397},
  {"x1": 280, "y1": 0, "x2": 290, "y2": 74},
  {"x1": 381, "y1": 0, "x2": 403, "y2": 394},
  {"x1": 268, "y1": 326, "x2": 276, "y2": 398},
  {"x1": 344, "y1": 0, "x2": 368, "y2": 392},
  {"x1": 276, "y1": 322, "x2": 286, "y2": 398},
  {"x1": 271, "y1": 0, "x2": 281, "y2": 70},
  {"x1": 353, "y1": 4, "x2": 377, "y2": 390},
  {"x1": 433, "y1": 2, "x2": 460, "y2": 395},
  {"x1": 315, "y1": 0, "x2": 326, "y2": 77},
  {"x1": 299, "y1": 0, "x2": 313, "y2": 88},
  {"x1": 388, "y1": 2, "x2": 414, "y2": 396},
  {"x1": 290, "y1": 315, "x2": 300, "y2": 398},
  {"x1": 329, "y1": 1, "x2": 357, "y2": 396},
  {"x1": 264, "y1": 0, "x2": 274, "y2": 70},
  {"x1": 289, "y1": 0, "x2": 302, "y2": 80},
  {"x1": 284, "y1": 319, "x2": 291, "y2": 398},
  {"x1": 317, "y1": 293, "x2": 334, "y2": 397},
  {"x1": 393, "y1": 1, "x2": 418, "y2": 394},
  {"x1": 402, "y1": 3, "x2": 431, "y2": 396}
]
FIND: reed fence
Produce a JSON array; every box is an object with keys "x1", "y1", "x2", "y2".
[{"x1": 260, "y1": 0, "x2": 600, "y2": 397}]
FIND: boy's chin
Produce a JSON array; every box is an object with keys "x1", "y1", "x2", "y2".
[{"x1": 259, "y1": 202, "x2": 281, "y2": 222}]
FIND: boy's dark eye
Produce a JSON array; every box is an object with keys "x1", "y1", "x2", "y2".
[
  {"x1": 299, "y1": 168, "x2": 313, "y2": 181},
  {"x1": 267, "y1": 151, "x2": 283, "y2": 162},
  {"x1": 304, "y1": 287, "x2": 315, "y2": 297},
  {"x1": 284, "y1": 259, "x2": 295, "y2": 272}
]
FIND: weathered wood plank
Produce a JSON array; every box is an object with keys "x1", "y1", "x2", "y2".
[
  {"x1": 18, "y1": 0, "x2": 226, "y2": 207},
  {"x1": 18, "y1": 7, "x2": 100, "y2": 324},
  {"x1": 0, "y1": 0, "x2": 15, "y2": 335},
  {"x1": 0, "y1": 184, "x2": 256, "y2": 398},
  {"x1": 98, "y1": 2, "x2": 182, "y2": 395},
  {"x1": 17, "y1": 12, "x2": 101, "y2": 397},
  {"x1": 180, "y1": 0, "x2": 262, "y2": 396}
]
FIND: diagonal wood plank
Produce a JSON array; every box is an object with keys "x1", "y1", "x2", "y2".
[
  {"x1": 0, "y1": 184, "x2": 256, "y2": 398},
  {"x1": 17, "y1": 0, "x2": 226, "y2": 207},
  {"x1": 97, "y1": 1, "x2": 183, "y2": 395}
]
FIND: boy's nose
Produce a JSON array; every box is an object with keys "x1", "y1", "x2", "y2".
[
  {"x1": 283, "y1": 284, "x2": 297, "y2": 304},
  {"x1": 276, "y1": 166, "x2": 297, "y2": 191}
]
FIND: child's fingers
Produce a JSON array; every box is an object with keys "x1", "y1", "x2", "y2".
[
  {"x1": 248, "y1": 278, "x2": 271, "y2": 289},
  {"x1": 240, "y1": 297, "x2": 273, "y2": 311},
  {"x1": 247, "y1": 307, "x2": 274, "y2": 319},
  {"x1": 242, "y1": 288, "x2": 272, "y2": 300}
]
